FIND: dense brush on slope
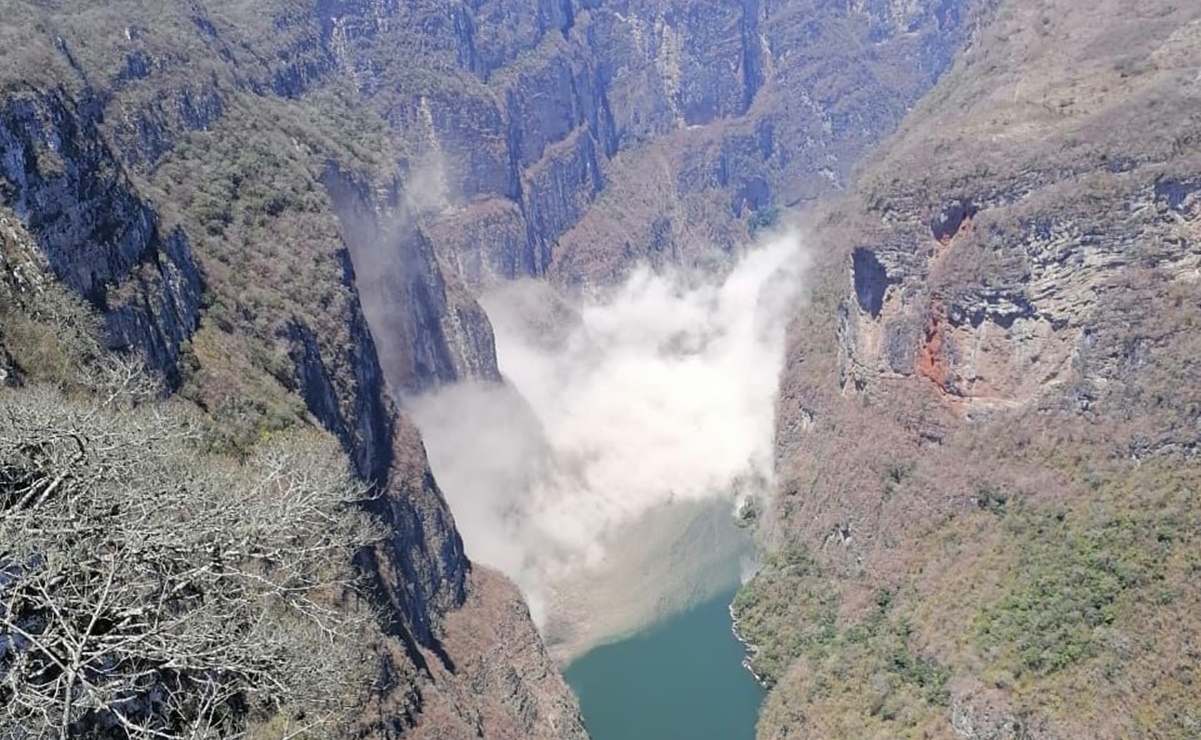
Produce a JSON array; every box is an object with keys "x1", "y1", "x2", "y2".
[
  {"x1": 0, "y1": 0, "x2": 999, "y2": 734},
  {"x1": 0, "y1": 0, "x2": 585, "y2": 736},
  {"x1": 0, "y1": 235, "x2": 377, "y2": 737},
  {"x1": 741, "y1": 0, "x2": 1201, "y2": 737},
  {"x1": 19, "y1": 0, "x2": 1172, "y2": 736}
]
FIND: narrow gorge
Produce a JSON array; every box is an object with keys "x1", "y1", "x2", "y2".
[
  {"x1": 407, "y1": 230, "x2": 803, "y2": 655},
  {"x1": 3, "y1": 0, "x2": 1199, "y2": 738}
]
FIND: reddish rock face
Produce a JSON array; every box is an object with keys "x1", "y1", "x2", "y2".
[
  {"x1": 914, "y1": 299, "x2": 949, "y2": 394},
  {"x1": 751, "y1": 1, "x2": 1201, "y2": 737}
]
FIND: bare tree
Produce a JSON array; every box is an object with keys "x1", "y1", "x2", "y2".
[{"x1": 0, "y1": 374, "x2": 382, "y2": 739}]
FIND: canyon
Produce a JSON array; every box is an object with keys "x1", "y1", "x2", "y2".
[{"x1": 1, "y1": 0, "x2": 1199, "y2": 737}]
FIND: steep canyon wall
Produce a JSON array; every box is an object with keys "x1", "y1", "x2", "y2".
[{"x1": 0, "y1": 0, "x2": 986, "y2": 735}]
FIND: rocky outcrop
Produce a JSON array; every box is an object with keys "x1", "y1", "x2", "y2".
[
  {"x1": 110, "y1": 81, "x2": 226, "y2": 168},
  {"x1": 930, "y1": 198, "x2": 977, "y2": 244},
  {"x1": 0, "y1": 43, "x2": 465, "y2": 680},
  {"x1": 408, "y1": 568, "x2": 590, "y2": 740},
  {"x1": 754, "y1": 0, "x2": 1201, "y2": 736},
  {"x1": 314, "y1": 0, "x2": 978, "y2": 288},
  {"x1": 544, "y1": 0, "x2": 979, "y2": 282},
  {"x1": 286, "y1": 296, "x2": 468, "y2": 657},
  {"x1": 0, "y1": 346, "x2": 13, "y2": 386},
  {"x1": 0, "y1": 6, "x2": 577, "y2": 736},
  {"x1": 322, "y1": 167, "x2": 502, "y2": 394},
  {"x1": 0, "y1": 89, "x2": 201, "y2": 386},
  {"x1": 851, "y1": 246, "x2": 897, "y2": 319},
  {"x1": 0, "y1": 1, "x2": 1055, "y2": 738},
  {"x1": 837, "y1": 179, "x2": 1180, "y2": 414}
]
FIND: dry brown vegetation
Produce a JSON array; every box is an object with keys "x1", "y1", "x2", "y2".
[
  {"x1": 741, "y1": 0, "x2": 1201, "y2": 737},
  {"x1": 6, "y1": 0, "x2": 1199, "y2": 737},
  {"x1": 0, "y1": 2, "x2": 593, "y2": 736},
  {"x1": 1, "y1": 202, "x2": 392, "y2": 737},
  {"x1": 0, "y1": 363, "x2": 382, "y2": 738}
]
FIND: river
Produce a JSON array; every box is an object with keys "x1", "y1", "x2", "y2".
[
  {"x1": 561, "y1": 498, "x2": 765, "y2": 740},
  {"x1": 564, "y1": 585, "x2": 764, "y2": 740}
]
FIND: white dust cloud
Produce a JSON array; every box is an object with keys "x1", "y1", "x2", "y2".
[{"x1": 406, "y1": 231, "x2": 807, "y2": 646}]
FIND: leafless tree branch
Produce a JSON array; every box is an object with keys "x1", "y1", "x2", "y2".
[{"x1": 0, "y1": 372, "x2": 383, "y2": 739}]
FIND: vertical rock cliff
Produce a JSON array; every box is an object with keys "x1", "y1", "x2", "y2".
[
  {"x1": 0, "y1": 1, "x2": 584, "y2": 735},
  {"x1": 739, "y1": 0, "x2": 1201, "y2": 736},
  {"x1": 0, "y1": 90, "x2": 202, "y2": 387},
  {"x1": 0, "y1": 0, "x2": 1008, "y2": 736},
  {"x1": 314, "y1": 0, "x2": 979, "y2": 288}
]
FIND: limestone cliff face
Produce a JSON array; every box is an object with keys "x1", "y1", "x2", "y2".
[
  {"x1": 0, "y1": 0, "x2": 1007, "y2": 736},
  {"x1": 0, "y1": 2, "x2": 577, "y2": 736},
  {"x1": 317, "y1": 0, "x2": 979, "y2": 287},
  {"x1": 321, "y1": 166, "x2": 502, "y2": 395},
  {"x1": 407, "y1": 568, "x2": 589, "y2": 740},
  {"x1": 0, "y1": 55, "x2": 465, "y2": 670},
  {"x1": 838, "y1": 58, "x2": 1201, "y2": 431},
  {"x1": 0, "y1": 90, "x2": 202, "y2": 387},
  {"x1": 285, "y1": 282, "x2": 468, "y2": 660},
  {"x1": 747, "y1": 0, "x2": 1201, "y2": 736}
]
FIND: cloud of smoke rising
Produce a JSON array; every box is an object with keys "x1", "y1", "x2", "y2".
[{"x1": 406, "y1": 232, "x2": 807, "y2": 639}]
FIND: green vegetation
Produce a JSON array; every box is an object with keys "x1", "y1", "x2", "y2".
[
  {"x1": 2, "y1": 0, "x2": 1199, "y2": 738},
  {"x1": 976, "y1": 500, "x2": 1160, "y2": 677},
  {"x1": 742, "y1": 451, "x2": 1201, "y2": 736},
  {"x1": 733, "y1": 544, "x2": 836, "y2": 683},
  {"x1": 882, "y1": 461, "x2": 915, "y2": 498},
  {"x1": 141, "y1": 89, "x2": 397, "y2": 452},
  {"x1": 736, "y1": 543, "x2": 951, "y2": 734},
  {"x1": 975, "y1": 484, "x2": 1010, "y2": 514},
  {"x1": 0, "y1": 0, "x2": 403, "y2": 455},
  {"x1": 750, "y1": 0, "x2": 1201, "y2": 736}
]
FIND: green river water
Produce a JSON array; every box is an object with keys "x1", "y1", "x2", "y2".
[{"x1": 564, "y1": 586, "x2": 764, "y2": 740}]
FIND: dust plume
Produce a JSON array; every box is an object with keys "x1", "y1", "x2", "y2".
[{"x1": 407, "y1": 232, "x2": 807, "y2": 655}]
